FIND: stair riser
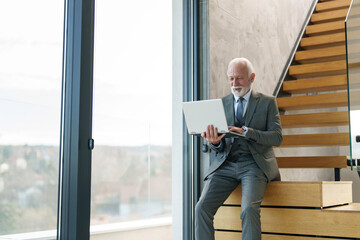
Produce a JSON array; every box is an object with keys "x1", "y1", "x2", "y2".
[
  {"x1": 215, "y1": 207, "x2": 360, "y2": 238},
  {"x1": 223, "y1": 182, "x2": 352, "y2": 207},
  {"x1": 276, "y1": 156, "x2": 348, "y2": 168}
]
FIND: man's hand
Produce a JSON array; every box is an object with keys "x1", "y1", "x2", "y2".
[
  {"x1": 201, "y1": 125, "x2": 226, "y2": 145},
  {"x1": 228, "y1": 126, "x2": 245, "y2": 135}
]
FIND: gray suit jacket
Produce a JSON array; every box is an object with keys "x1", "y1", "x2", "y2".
[{"x1": 205, "y1": 91, "x2": 282, "y2": 182}]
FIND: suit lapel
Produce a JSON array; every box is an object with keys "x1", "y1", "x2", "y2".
[
  {"x1": 245, "y1": 91, "x2": 259, "y2": 126},
  {"x1": 222, "y1": 94, "x2": 235, "y2": 127}
]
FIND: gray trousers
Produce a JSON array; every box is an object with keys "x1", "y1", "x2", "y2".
[{"x1": 195, "y1": 159, "x2": 267, "y2": 240}]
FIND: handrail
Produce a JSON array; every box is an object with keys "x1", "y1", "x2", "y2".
[
  {"x1": 273, "y1": 0, "x2": 318, "y2": 97},
  {"x1": 345, "y1": 0, "x2": 354, "y2": 22}
]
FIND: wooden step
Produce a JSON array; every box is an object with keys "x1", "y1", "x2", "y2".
[
  {"x1": 276, "y1": 156, "x2": 348, "y2": 168},
  {"x1": 215, "y1": 181, "x2": 355, "y2": 239},
  {"x1": 300, "y1": 32, "x2": 345, "y2": 49},
  {"x1": 289, "y1": 60, "x2": 346, "y2": 78},
  {"x1": 316, "y1": 0, "x2": 351, "y2": 12},
  {"x1": 280, "y1": 111, "x2": 349, "y2": 128},
  {"x1": 214, "y1": 204, "x2": 360, "y2": 238},
  {"x1": 223, "y1": 181, "x2": 352, "y2": 207},
  {"x1": 215, "y1": 231, "x2": 346, "y2": 240},
  {"x1": 280, "y1": 132, "x2": 350, "y2": 147},
  {"x1": 295, "y1": 46, "x2": 346, "y2": 64},
  {"x1": 282, "y1": 75, "x2": 347, "y2": 94},
  {"x1": 277, "y1": 92, "x2": 348, "y2": 111},
  {"x1": 306, "y1": 21, "x2": 345, "y2": 36},
  {"x1": 311, "y1": 8, "x2": 349, "y2": 23}
]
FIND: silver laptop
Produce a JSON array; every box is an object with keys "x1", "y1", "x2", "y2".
[{"x1": 182, "y1": 99, "x2": 242, "y2": 137}]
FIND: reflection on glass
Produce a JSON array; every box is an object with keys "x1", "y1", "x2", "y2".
[
  {"x1": 0, "y1": 0, "x2": 63, "y2": 236},
  {"x1": 91, "y1": 0, "x2": 172, "y2": 239},
  {"x1": 345, "y1": 0, "x2": 360, "y2": 170}
]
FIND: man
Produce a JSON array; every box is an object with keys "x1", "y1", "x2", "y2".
[{"x1": 195, "y1": 57, "x2": 282, "y2": 240}]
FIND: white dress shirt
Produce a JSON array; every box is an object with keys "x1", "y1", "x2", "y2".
[{"x1": 233, "y1": 89, "x2": 252, "y2": 136}]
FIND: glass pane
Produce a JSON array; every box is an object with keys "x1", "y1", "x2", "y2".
[
  {"x1": 91, "y1": 1, "x2": 172, "y2": 239},
  {"x1": 0, "y1": 0, "x2": 63, "y2": 237},
  {"x1": 346, "y1": 0, "x2": 360, "y2": 171}
]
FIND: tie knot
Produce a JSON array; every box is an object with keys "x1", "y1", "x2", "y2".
[{"x1": 238, "y1": 97, "x2": 244, "y2": 103}]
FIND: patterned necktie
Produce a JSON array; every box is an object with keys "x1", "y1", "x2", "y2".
[{"x1": 236, "y1": 97, "x2": 244, "y2": 123}]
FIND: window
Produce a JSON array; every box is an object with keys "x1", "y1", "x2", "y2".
[
  {"x1": 90, "y1": 0, "x2": 172, "y2": 238},
  {"x1": 0, "y1": 0, "x2": 63, "y2": 236}
]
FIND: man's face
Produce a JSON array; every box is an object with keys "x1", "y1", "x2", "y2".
[{"x1": 227, "y1": 63, "x2": 254, "y2": 97}]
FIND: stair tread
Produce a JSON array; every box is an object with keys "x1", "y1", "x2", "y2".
[
  {"x1": 282, "y1": 75, "x2": 347, "y2": 94},
  {"x1": 276, "y1": 156, "x2": 348, "y2": 168},
  {"x1": 311, "y1": 8, "x2": 349, "y2": 23},
  {"x1": 301, "y1": 32, "x2": 345, "y2": 49},
  {"x1": 280, "y1": 111, "x2": 349, "y2": 128},
  {"x1": 295, "y1": 45, "x2": 346, "y2": 63},
  {"x1": 289, "y1": 60, "x2": 346, "y2": 78},
  {"x1": 281, "y1": 132, "x2": 350, "y2": 147},
  {"x1": 316, "y1": 0, "x2": 351, "y2": 12},
  {"x1": 306, "y1": 20, "x2": 345, "y2": 36},
  {"x1": 277, "y1": 92, "x2": 348, "y2": 110}
]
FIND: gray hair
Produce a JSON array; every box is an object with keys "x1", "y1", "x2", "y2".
[{"x1": 227, "y1": 57, "x2": 255, "y2": 78}]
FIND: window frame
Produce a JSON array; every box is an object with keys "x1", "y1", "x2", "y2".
[
  {"x1": 57, "y1": 0, "x2": 95, "y2": 239},
  {"x1": 57, "y1": 0, "x2": 202, "y2": 239}
]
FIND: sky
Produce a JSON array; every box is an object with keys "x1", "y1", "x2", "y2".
[{"x1": 0, "y1": 0, "x2": 172, "y2": 146}]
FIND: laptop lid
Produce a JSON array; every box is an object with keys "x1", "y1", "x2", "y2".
[{"x1": 182, "y1": 99, "x2": 241, "y2": 137}]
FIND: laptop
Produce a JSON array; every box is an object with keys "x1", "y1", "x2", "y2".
[{"x1": 182, "y1": 99, "x2": 243, "y2": 137}]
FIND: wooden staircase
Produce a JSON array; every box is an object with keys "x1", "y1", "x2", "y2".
[
  {"x1": 214, "y1": 182, "x2": 360, "y2": 239},
  {"x1": 276, "y1": 0, "x2": 351, "y2": 169},
  {"x1": 214, "y1": 1, "x2": 359, "y2": 239}
]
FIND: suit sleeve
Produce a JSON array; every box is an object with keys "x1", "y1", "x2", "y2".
[
  {"x1": 209, "y1": 138, "x2": 226, "y2": 152},
  {"x1": 245, "y1": 97, "x2": 283, "y2": 146}
]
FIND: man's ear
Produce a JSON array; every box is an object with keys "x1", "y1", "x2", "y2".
[{"x1": 250, "y1": 73, "x2": 255, "y2": 83}]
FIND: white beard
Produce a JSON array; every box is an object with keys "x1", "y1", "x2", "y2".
[{"x1": 231, "y1": 85, "x2": 250, "y2": 98}]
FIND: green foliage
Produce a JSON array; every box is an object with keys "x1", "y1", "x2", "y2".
[{"x1": 0, "y1": 201, "x2": 20, "y2": 235}]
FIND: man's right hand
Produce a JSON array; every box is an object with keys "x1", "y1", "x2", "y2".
[{"x1": 201, "y1": 125, "x2": 226, "y2": 145}]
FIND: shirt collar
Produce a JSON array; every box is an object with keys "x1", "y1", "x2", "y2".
[{"x1": 233, "y1": 89, "x2": 252, "y2": 103}]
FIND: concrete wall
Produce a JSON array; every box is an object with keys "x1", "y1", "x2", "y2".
[{"x1": 209, "y1": 0, "x2": 314, "y2": 98}]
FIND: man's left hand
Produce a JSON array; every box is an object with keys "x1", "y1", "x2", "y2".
[{"x1": 228, "y1": 126, "x2": 245, "y2": 135}]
